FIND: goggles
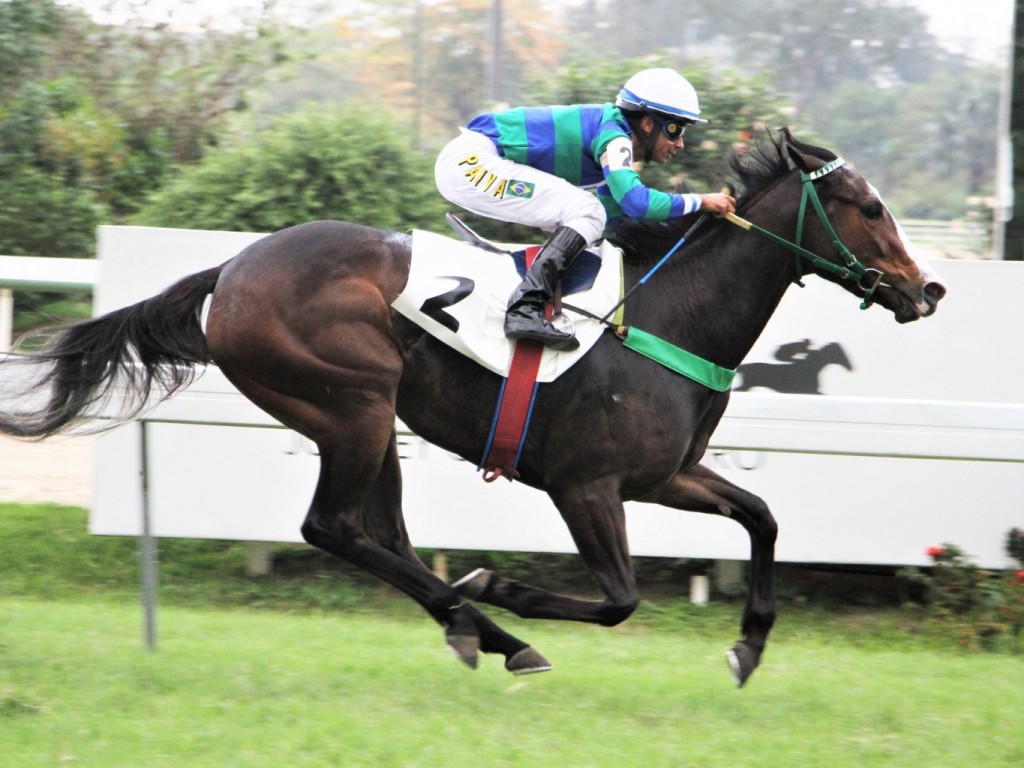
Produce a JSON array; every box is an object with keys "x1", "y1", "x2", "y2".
[{"x1": 652, "y1": 114, "x2": 691, "y2": 141}]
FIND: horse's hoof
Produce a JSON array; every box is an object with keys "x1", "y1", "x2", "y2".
[
  {"x1": 726, "y1": 641, "x2": 760, "y2": 688},
  {"x1": 505, "y1": 646, "x2": 552, "y2": 676},
  {"x1": 446, "y1": 634, "x2": 479, "y2": 670},
  {"x1": 452, "y1": 568, "x2": 492, "y2": 600}
]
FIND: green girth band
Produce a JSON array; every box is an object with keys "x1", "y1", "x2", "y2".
[{"x1": 618, "y1": 326, "x2": 736, "y2": 392}]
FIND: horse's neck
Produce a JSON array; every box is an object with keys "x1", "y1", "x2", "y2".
[{"x1": 624, "y1": 224, "x2": 795, "y2": 370}]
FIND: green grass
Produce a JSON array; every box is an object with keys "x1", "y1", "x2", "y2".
[
  {"x1": 3, "y1": 599, "x2": 1022, "y2": 767},
  {"x1": 1, "y1": 504, "x2": 1023, "y2": 767}
]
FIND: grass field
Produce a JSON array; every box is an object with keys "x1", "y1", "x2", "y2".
[{"x1": 2, "y1": 504, "x2": 1022, "y2": 767}]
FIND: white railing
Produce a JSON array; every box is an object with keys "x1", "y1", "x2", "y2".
[
  {"x1": 0, "y1": 255, "x2": 98, "y2": 351},
  {"x1": 82, "y1": 364, "x2": 1024, "y2": 569}
]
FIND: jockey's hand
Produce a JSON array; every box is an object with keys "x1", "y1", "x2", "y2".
[{"x1": 699, "y1": 192, "x2": 736, "y2": 217}]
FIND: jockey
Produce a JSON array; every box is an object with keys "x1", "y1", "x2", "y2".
[{"x1": 434, "y1": 67, "x2": 736, "y2": 351}]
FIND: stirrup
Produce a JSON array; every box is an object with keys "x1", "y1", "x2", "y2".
[
  {"x1": 549, "y1": 312, "x2": 575, "y2": 337},
  {"x1": 504, "y1": 315, "x2": 579, "y2": 351}
]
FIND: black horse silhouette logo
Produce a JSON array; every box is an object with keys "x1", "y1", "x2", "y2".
[{"x1": 733, "y1": 339, "x2": 853, "y2": 394}]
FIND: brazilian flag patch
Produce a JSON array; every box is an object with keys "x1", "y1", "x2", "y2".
[{"x1": 507, "y1": 179, "x2": 536, "y2": 199}]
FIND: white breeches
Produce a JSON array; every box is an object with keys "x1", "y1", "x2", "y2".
[{"x1": 434, "y1": 129, "x2": 607, "y2": 245}]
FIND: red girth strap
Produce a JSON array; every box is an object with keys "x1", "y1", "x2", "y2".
[{"x1": 480, "y1": 245, "x2": 547, "y2": 481}]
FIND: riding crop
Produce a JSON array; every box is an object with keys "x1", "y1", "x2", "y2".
[{"x1": 597, "y1": 211, "x2": 711, "y2": 324}]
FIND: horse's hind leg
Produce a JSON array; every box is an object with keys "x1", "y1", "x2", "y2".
[
  {"x1": 303, "y1": 424, "x2": 548, "y2": 674},
  {"x1": 212, "y1": 354, "x2": 542, "y2": 673},
  {"x1": 638, "y1": 463, "x2": 778, "y2": 687}
]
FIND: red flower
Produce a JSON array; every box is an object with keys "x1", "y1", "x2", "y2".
[
  {"x1": 1015, "y1": 570, "x2": 1024, "y2": 583},
  {"x1": 926, "y1": 546, "x2": 945, "y2": 558}
]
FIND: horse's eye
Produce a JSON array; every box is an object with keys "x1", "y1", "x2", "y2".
[{"x1": 862, "y1": 202, "x2": 883, "y2": 220}]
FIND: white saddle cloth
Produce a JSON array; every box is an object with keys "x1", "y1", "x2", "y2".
[{"x1": 392, "y1": 229, "x2": 623, "y2": 382}]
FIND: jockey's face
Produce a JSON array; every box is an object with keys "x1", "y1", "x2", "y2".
[{"x1": 634, "y1": 115, "x2": 685, "y2": 165}]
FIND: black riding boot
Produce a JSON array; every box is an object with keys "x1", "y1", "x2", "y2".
[{"x1": 504, "y1": 226, "x2": 588, "y2": 351}]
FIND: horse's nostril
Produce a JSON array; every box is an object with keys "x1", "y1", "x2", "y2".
[{"x1": 924, "y1": 281, "x2": 946, "y2": 305}]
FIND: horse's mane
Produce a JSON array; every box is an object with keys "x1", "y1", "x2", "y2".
[
  {"x1": 608, "y1": 127, "x2": 838, "y2": 261},
  {"x1": 728, "y1": 127, "x2": 838, "y2": 209}
]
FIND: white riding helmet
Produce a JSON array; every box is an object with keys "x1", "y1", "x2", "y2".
[{"x1": 615, "y1": 68, "x2": 708, "y2": 124}]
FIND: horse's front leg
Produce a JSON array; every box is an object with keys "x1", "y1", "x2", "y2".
[
  {"x1": 638, "y1": 462, "x2": 778, "y2": 687},
  {"x1": 454, "y1": 478, "x2": 641, "y2": 627}
]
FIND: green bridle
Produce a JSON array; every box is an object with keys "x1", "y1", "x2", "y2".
[
  {"x1": 726, "y1": 157, "x2": 884, "y2": 310},
  {"x1": 594, "y1": 157, "x2": 889, "y2": 392}
]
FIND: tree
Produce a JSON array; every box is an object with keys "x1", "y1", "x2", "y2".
[
  {"x1": 0, "y1": 0, "x2": 298, "y2": 330},
  {"x1": 564, "y1": 0, "x2": 940, "y2": 108},
  {"x1": 0, "y1": 1, "x2": 296, "y2": 232},
  {"x1": 557, "y1": 0, "x2": 998, "y2": 222},
  {"x1": 40, "y1": 2, "x2": 295, "y2": 208},
  {"x1": 811, "y1": 68, "x2": 1000, "y2": 219},
  {"x1": 0, "y1": 0, "x2": 63, "y2": 95},
  {"x1": 703, "y1": 0, "x2": 939, "y2": 109},
  {"x1": 254, "y1": 0, "x2": 568, "y2": 149}
]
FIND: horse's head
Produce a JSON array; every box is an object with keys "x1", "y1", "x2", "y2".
[{"x1": 780, "y1": 129, "x2": 946, "y2": 323}]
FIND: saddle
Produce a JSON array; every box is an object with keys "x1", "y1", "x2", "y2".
[
  {"x1": 445, "y1": 213, "x2": 605, "y2": 298},
  {"x1": 392, "y1": 218, "x2": 623, "y2": 382}
]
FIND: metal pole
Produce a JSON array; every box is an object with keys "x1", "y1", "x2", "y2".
[
  {"x1": 486, "y1": 0, "x2": 502, "y2": 105},
  {"x1": 1006, "y1": 0, "x2": 1024, "y2": 260},
  {"x1": 138, "y1": 420, "x2": 159, "y2": 650},
  {"x1": 0, "y1": 288, "x2": 13, "y2": 352},
  {"x1": 995, "y1": 5, "x2": 1016, "y2": 259},
  {"x1": 413, "y1": 0, "x2": 424, "y2": 150}
]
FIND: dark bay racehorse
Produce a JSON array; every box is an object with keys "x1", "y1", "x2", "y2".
[{"x1": 0, "y1": 129, "x2": 945, "y2": 686}]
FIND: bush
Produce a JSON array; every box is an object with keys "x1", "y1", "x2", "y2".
[
  {"x1": 133, "y1": 105, "x2": 450, "y2": 235},
  {"x1": 896, "y1": 534, "x2": 1024, "y2": 652}
]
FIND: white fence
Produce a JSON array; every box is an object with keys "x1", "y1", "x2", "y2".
[
  {"x1": 87, "y1": 226, "x2": 1024, "y2": 570},
  {"x1": 0, "y1": 255, "x2": 97, "y2": 351},
  {"x1": 97, "y1": 373, "x2": 1023, "y2": 569}
]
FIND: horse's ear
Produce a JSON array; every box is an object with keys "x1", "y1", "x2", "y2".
[
  {"x1": 782, "y1": 127, "x2": 834, "y2": 176},
  {"x1": 783, "y1": 128, "x2": 815, "y2": 174}
]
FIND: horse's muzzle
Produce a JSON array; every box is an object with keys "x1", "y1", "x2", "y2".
[{"x1": 923, "y1": 280, "x2": 946, "y2": 309}]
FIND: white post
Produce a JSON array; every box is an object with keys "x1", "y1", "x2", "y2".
[
  {"x1": 432, "y1": 550, "x2": 449, "y2": 582},
  {"x1": 245, "y1": 541, "x2": 274, "y2": 577},
  {"x1": 689, "y1": 574, "x2": 709, "y2": 605},
  {"x1": 0, "y1": 288, "x2": 13, "y2": 351}
]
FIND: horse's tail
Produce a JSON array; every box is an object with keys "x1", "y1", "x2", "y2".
[{"x1": 0, "y1": 265, "x2": 224, "y2": 438}]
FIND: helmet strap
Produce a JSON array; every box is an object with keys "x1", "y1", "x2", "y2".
[
  {"x1": 638, "y1": 117, "x2": 658, "y2": 163},
  {"x1": 623, "y1": 111, "x2": 659, "y2": 163}
]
